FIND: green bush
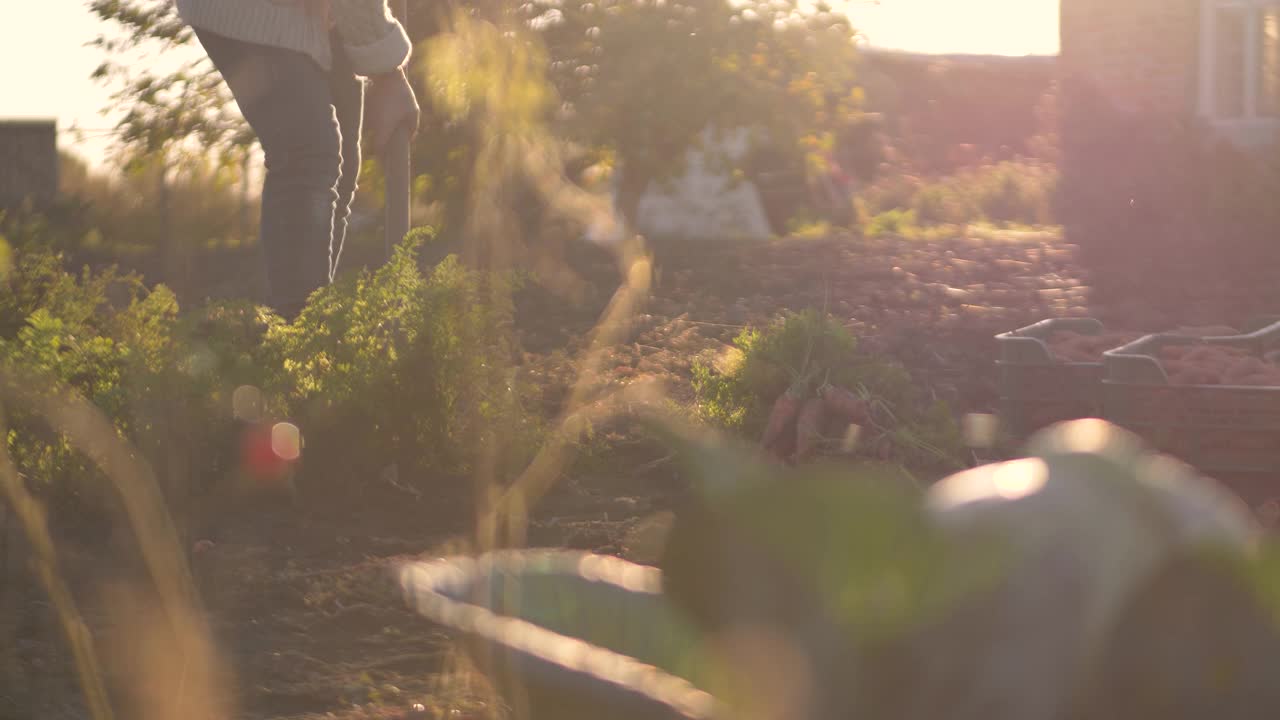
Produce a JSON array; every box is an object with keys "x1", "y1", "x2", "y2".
[
  {"x1": 860, "y1": 174, "x2": 925, "y2": 219},
  {"x1": 862, "y1": 159, "x2": 1058, "y2": 231},
  {"x1": 0, "y1": 230, "x2": 541, "y2": 527},
  {"x1": 692, "y1": 310, "x2": 964, "y2": 472},
  {"x1": 263, "y1": 230, "x2": 539, "y2": 486},
  {"x1": 0, "y1": 252, "x2": 189, "y2": 520},
  {"x1": 965, "y1": 160, "x2": 1057, "y2": 226},
  {"x1": 910, "y1": 184, "x2": 969, "y2": 226},
  {"x1": 864, "y1": 208, "x2": 919, "y2": 237}
]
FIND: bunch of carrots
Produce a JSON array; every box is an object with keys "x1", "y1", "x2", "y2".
[{"x1": 760, "y1": 370, "x2": 868, "y2": 463}]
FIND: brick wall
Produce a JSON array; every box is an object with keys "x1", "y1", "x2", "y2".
[
  {"x1": 0, "y1": 120, "x2": 59, "y2": 209},
  {"x1": 1057, "y1": 0, "x2": 1280, "y2": 315},
  {"x1": 1060, "y1": 0, "x2": 1201, "y2": 116}
]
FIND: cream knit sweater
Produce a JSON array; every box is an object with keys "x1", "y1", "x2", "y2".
[{"x1": 175, "y1": 0, "x2": 412, "y2": 76}]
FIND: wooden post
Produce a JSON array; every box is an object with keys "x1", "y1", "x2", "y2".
[{"x1": 383, "y1": 0, "x2": 413, "y2": 260}]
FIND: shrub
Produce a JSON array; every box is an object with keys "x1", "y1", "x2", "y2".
[
  {"x1": 860, "y1": 173, "x2": 925, "y2": 218},
  {"x1": 264, "y1": 230, "x2": 540, "y2": 488},
  {"x1": 0, "y1": 230, "x2": 542, "y2": 528},
  {"x1": 862, "y1": 159, "x2": 1058, "y2": 230},
  {"x1": 786, "y1": 216, "x2": 834, "y2": 239},
  {"x1": 910, "y1": 184, "x2": 970, "y2": 226},
  {"x1": 965, "y1": 160, "x2": 1057, "y2": 227},
  {"x1": 864, "y1": 208, "x2": 919, "y2": 237},
  {"x1": 0, "y1": 253, "x2": 190, "y2": 523}
]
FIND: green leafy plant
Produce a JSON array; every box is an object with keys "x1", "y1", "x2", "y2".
[
  {"x1": 0, "y1": 232, "x2": 542, "y2": 529},
  {"x1": 863, "y1": 159, "x2": 1058, "y2": 232},
  {"x1": 911, "y1": 183, "x2": 970, "y2": 226},
  {"x1": 264, "y1": 232, "x2": 540, "y2": 488},
  {"x1": 864, "y1": 208, "x2": 919, "y2": 238},
  {"x1": 0, "y1": 253, "x2": 190, "y2": 521}
]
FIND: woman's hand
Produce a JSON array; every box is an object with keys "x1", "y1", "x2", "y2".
[{"x1": 365, "y1": 68, "x2": 420, "y2": 154}]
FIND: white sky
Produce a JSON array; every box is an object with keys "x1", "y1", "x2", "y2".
[
  {"x1": 849, "y1": 0, "x2": 1060, "y2": 56},
  {"x1": 0, "y1": 1, "x2": 1060, "y2": 170}
]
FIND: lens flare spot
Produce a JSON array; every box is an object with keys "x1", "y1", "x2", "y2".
[
  {"x1": 1059, "y1": 418, "x2": 1113, "y2": 454},
  {"x1": 232, "y1": 385, "x2": 264, "y2": 422},
  {"x1": 963, "y1": 413, "x2": 999, "y2": 449},
  {"x1": 993, "y1": 458, "x2": 1048, "y2": 500},
  {"x1": 271, "y1": 422, "x2": 302, "y2": 462},
  {"x1": 840, "y1": 423, "x2": 862, "y2": 453}
]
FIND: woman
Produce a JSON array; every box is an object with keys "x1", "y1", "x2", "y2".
[{"x1": 175, "y1": 0, "x2": 421, "y2": 317}]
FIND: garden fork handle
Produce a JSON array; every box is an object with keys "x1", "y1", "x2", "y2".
[{"x1": 382, "y1": 125, "x2": 412, "y2": 259}]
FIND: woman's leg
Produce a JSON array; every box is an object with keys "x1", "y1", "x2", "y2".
[
  {"x1": 194, "y1": 29, "x2": 342, "y2": 316},
  {"x1": 328, "y1": 32, "x2": 365, "y2": 278}
]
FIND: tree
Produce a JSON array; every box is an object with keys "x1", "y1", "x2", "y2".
[
  {"x1": 86, "y1": 0, "x2": 877, "y2": 262},
  {"x1": 88, "y1": 1, "x2": 247, "y2": 161},
  {"x1": 524, "y1": 0, "x2": 876, "y2": 224}
]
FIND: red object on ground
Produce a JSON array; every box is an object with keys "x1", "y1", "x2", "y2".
[
  {"x1": 761, "y1": 387, "x2": 804, "y2": 452},
  {"x1": 240, "y1": 422, "x2": 295, "y2": 482}
]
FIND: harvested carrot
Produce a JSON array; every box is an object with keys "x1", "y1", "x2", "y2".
[
  {"x1": 819, "y1": 383, "x2": 867, "y2": 423},
  {"x1": 793, "y1": 398, "x2": 826, "y2": 462},
  {"x1": 1049, "y1": 330, "x2": 1141, "y2": 362},
  {"x1": 1048, "y1": 330, "x2": 1083, "y2": 347},
  {"x1": 768, "y1": 424, "x2": 798, "y2": 462},
  {"x1": 874, "y1": 435, "x2": 894, "y2": 461},
  {"x1": 1168, "y1": 368, "x2": 1220, "y2": 386},
  {"x1": 1159, "y1": 342, "x2": 1280, "y2": 385},
  {"x1": 1237, "y1": 373, "x2": 1280, "y2": 387},
  {"x1": 761, "y1": 383, "x2": 805, "y2": 451},
  {"x1": 1225, "y1": 357, "x2": 1269, "y2": 384}
]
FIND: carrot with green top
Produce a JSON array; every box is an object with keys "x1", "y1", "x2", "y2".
[
  {"x1": 761, "y1": 321, "x2": 819, "y2": 457},
  {"x1": 793, "y1": 397, "x2": 827, "y2": 461},
  {"x1": 761, "y1": 379, "x2": 806, "y2": 452}
]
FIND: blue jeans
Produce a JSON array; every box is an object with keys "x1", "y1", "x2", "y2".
[{"x1": 195, "y1": 29, "x2": 364, "y2": 316}]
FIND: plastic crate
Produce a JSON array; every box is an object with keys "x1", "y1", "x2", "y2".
[
  {"x1": 1102, "y1": 322, "x2": 1280, "y2": 481},
  {"x1": 996, "y1": 318, "x2": 1122, "y2": 439}
]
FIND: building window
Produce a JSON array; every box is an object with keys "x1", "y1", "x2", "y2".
[{"x1": 1201, "y1": 0, "x2": 1280, "y2": 122}]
